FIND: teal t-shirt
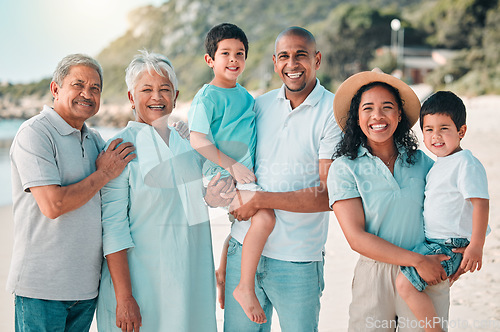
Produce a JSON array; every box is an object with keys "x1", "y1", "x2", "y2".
[
  {"x1": 188, "y1": 83, "x2": 256, "y2": 179},
  {"x1": 327, "y1": 146, "x2": 434, "y2": 250}
]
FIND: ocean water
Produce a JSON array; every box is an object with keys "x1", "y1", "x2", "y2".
[{"x1": 0, "y1": 119, "x2": 118, "y2": 206}]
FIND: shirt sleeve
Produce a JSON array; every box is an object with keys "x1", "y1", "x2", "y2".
[
  {"x1": 319, "y1": 111, "x2": 342, "y2": 160},
  {"x1": 101, "y1": 139, "x2": 135, "y2": 257},
  {"x1": 11, "y1": 125, "x2": 61, "y2": 191},
  {"x1": 188, "y1": 94, "x2": 214, "y2": 135},
  {"x1": 327, "y1": 158, "x2": 361, "y2": 208},
  {"x1": 458, "y1": 156, "x2": 489, "y2": 200}
]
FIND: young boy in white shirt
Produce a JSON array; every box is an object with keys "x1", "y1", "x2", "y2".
[{"x1": 396, "y1": 91, "x2": 490, "y2": 332}]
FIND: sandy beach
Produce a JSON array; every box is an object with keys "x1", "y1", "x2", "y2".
[{"x1": 1, "y1": 95, "x2": 499, "y2": 331}]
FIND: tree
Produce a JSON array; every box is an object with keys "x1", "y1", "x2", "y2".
[
  {"x1": 319, "y1": 4, "x2": 397, "y2": 84},
  {"x1": 419, "y1": 0, "x2": 497, "y2": 49}
]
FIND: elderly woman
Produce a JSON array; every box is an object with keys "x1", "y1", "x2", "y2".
[
  {"x1": 327, "y1": 71, "x2": 451, "y2": 331},
  {"x1": 96, "y1": 51, "x2": 232, "y2": 332}
]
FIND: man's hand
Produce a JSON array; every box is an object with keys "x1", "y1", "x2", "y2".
[
  {"x1": 227, "y1": 162, "x2": 256, "y2": 184},
  {"x1": 97, "y1": 138, "x2": 136, "y2": 180},
  {"x1": 116, "y1": 296, "x2": 142, "y2": 332},
  {"x1": 204, "y1": 173, "x2": 235, "y2": 207},
  {"x1": 415, "y1": 254, "x2": 450, "y2": 286},
  {"x1": 173, "y1": 121, "x2": 190, "y2": 140},
  {"x1": 228, "y1": 190, "x2": 259, "y2": 221}
]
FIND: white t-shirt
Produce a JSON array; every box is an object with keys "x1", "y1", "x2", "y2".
[
  {"x1": 230, "y1": 79, "x2": 342, "y2": 261},
  {"x1": 424, "y1": 149, "x2": 489, "y2": 240}
]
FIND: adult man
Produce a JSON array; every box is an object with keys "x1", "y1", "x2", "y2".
[
  {"x1": 6, "y1": 54, "x2": 135, "y2": 331},
  {"x1": 224, "y1": 27, "x2": 342, "y2": 331}
]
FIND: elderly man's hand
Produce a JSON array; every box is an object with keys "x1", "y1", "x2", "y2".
[
  {"x1": 228, "y1": 190, "x2": 259, "y2": 221},
  {"x1": 204, "y1": 173, "x2": 235, "y2": 207},
  {"x1": 97, "y1": 138, "x2": 136, "y2": 180}
]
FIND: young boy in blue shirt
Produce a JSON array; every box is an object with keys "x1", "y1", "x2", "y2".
[
  {"x1": 188, "y1": 23, "x2": 274, "y2": 324},
  {"x1": 396, "y1": 91, "x2": 490, "y2": 332}
]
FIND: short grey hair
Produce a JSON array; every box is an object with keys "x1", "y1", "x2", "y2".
[
  {"x1": 125, "y1": 50, "x2": 178, "y2": 95},
  {"x1": 52, "y1": 54, "x2": 103, "y2": 88}
]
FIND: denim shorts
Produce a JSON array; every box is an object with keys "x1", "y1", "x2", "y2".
[{"x1": 400, "y1": 238, "x2": 470, "y2": 291}]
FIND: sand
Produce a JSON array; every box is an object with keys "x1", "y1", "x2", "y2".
[{"x1": 1, "y1": 95, "x2": 499, "y2": 331}]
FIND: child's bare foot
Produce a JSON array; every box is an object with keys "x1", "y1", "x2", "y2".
[{"x1": 233, "y1": 285, "x2": 267, "y2": 324}]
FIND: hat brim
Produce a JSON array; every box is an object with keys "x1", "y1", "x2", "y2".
[{"x1": 333, "y1": 71, "x2": 421, "y2": 132}]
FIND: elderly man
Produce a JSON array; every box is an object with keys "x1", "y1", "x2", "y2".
[
  {"x1": 223, "y1": 27, "x2": 342, "y2": 332},
  {"x1": 6, "y1": 54, "x2": 135, "y2": 331}
]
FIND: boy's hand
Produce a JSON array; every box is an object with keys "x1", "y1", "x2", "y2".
[
  {"x1": 460, "y1": 244, "x2": 483, "y2": 273},
  {"x1": 228, "y1": 162, "x2": 256, "y2": 184},
  {"x1": 215, "y1": 268, "x2": 226, "y2": 309},
  {"x1": 205, "y1": 173, "x2": 236, "y2": 207}
]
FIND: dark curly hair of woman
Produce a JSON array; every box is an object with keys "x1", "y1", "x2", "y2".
[{"x1": 334, "y1": 81, "x2": 419, "y2": 165}]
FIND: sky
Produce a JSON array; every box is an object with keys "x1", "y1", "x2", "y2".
[{"x1": 0, "y1": 0, "x2": 166, "y2": 84}]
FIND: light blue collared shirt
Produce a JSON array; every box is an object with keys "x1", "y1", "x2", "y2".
[
  {"x1": 231, "y1": 79, "x2": 342, "y2": 261},
  {"x1": 97, "y1": 121, "x2": 216, "y2": 332},
  {"x1": 327, "y1": 146, "x2": 434, "y2": 250}
]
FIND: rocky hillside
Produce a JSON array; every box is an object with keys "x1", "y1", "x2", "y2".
[{"x1": 4, "y1": 0, "x2": 497, "y2": 126}]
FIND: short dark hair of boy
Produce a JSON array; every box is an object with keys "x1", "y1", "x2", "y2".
[
  {"x1": 420, "y1": 91, "x2": 466, "y2": 130},
  {"x1": 205, "y1": 23, "x2": 249, "y2": 60}
]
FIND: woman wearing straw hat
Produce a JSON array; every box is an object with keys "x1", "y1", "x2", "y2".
[{"x1": 327, "y1": 71, "x2": 451, "y2": 331}]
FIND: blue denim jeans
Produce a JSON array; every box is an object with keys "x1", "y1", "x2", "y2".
[
  {"x1": 401, "y1": 237, "x2": 470, "y2": 291},
  {"x1": 224, "y1": 238, "x2": 324, "y2": 332},
  {"x1": 15, "y1": 295, "x2": 97, "y2": 332}
]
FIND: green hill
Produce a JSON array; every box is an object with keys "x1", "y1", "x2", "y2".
[{"x1": 1, "y1": 0, "x2": 499, "y2": 119}]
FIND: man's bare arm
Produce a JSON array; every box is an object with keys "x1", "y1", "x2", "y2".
[
  {"x1": 31, "y1": 139, "x2": 135, "y2": 219},
  {"x1": 229, "y1": 159, "x2": 332, "y2": 220}
]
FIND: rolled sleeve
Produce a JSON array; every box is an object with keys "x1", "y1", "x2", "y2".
[
  {"x1": 318, "y1": 111, "x2": 342, "y2": 160},
  {"x1": 327, "y1": 158, "x2": 360, "y2": 208},
  {"x1": 101, "y1": 167, "x2": 135, "y2": 256}
]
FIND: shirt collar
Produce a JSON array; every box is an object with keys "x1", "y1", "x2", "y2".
[
  {"x1": 357, "y1": 144, "x2": 406, "y2": 160},
  {"x1": 277, "y1": 78, "x2": 325, "y2": 108},
  {"x1": 41, "y1": 105, "x2": 89, "y2": 137}
]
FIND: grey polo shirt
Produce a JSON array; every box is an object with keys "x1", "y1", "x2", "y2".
[{"x1": 7, "y1": 105, "x2": 105, "y2": 301}]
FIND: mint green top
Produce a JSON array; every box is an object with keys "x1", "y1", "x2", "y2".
[
  {"x1": 188, "y1": 83, "x2": 256, "y2": 179},
  {"x1": 327, "y1": 146, "x2": 434, "y2": 250},
  {"x1": 96, "y1": 121, "x2": 216, "y2": 332}
]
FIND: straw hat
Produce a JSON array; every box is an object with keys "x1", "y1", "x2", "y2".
[{"x1": 333, "y1": 70, "x2": 421, "y2": 132}]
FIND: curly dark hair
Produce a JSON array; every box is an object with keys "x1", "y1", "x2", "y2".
[{"x1": 334, "y1": 81, "x2": 419, "y2": 165}]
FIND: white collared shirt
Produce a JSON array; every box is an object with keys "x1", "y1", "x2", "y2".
[{"x1": 231, "y1": 79, "x2": 342, "y2": 261}]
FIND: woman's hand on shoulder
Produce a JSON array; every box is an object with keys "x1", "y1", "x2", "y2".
[{"x1": 116, "y1": 295, "x2": 142, "y2": 332}]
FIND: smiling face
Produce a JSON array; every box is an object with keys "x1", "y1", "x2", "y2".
[
  {"x1": 273, "y1": 33, "x2": 320, "y2": 103},
  {"x1": 422, "y1": 113, "x2": 466, "y2": 157},
  {"x1": 205, "y1": 38, "x2": 246, "y2": 88},
  {"x1": 128, "y1": 69, "x2": 178, "y2": 126},
  {"x1": 50, "y1": 65, "x2": 101, "y2": 129},
  {"x1": 358, "y1": 85, "x2": 401, "y2": 149}
]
